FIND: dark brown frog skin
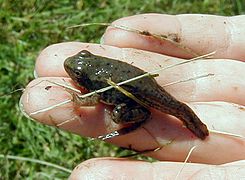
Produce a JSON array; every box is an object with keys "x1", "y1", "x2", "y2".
[{"x1": 64, "y1": 50, "x2": 209, "y2": 140}]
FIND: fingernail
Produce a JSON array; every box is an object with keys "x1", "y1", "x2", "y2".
[
  {"x1": 100, "y1": 34, "x2": 105, "y2": 44},
  {"x1": 33, "y1": 69, "x2": 38, "y2": 78},
  {"x1": 18, "y1": 94, "x2": 35, "y2": 121}
]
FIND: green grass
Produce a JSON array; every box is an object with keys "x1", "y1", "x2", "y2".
[{"x1": 0, "y1": 0, "x2": 244, "y2": 179}]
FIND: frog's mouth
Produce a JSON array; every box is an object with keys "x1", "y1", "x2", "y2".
[{"x1": 64, "y1": 58, "x2": 77, "y2": 81}]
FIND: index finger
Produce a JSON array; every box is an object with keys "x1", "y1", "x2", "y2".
[{"x1": 102, "y1": 14, "x2": 245, "y2": 61}]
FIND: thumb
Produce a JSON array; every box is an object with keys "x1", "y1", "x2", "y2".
[{"x1": 69, "y1": 158, "x2": 245, "y2": 179}]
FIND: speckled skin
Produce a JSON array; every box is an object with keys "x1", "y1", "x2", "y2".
[{"x1": 64, "y1": 50, "x2": 209, "y2": 140}]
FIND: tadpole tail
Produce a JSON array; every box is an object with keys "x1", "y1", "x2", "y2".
[
  {"x1": 171, "y1": 102, "x2": 209, "y2": 140},
  {"x1": 147, "y1": 87, "x2": 209, "y2": 140}
]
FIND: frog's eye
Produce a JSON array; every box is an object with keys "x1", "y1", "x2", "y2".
[
  {"x1": 79, "y1": 50, "x2": 91, "y2": 58},
  {"x1": 74, "y1": 70, "x2": 82, "y2": 76}
]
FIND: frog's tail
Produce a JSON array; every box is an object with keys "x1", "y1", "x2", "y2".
[
  {"x1": 139, "y1": 86, "x2": 209, "y2": 140},
  {"x1": 148, "y1": 89, "x2": 209, "y2": 140},
  {"x1": 169, "y1": 101, "x2": 209, "y2": 140}
]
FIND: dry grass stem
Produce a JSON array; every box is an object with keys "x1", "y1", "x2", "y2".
[
  {"x1": 210, "y1": 129, "x2": 245, "y2": 139},
  {"x1": 174, "y1": 146, "x2": 197, "y2": 180},
  {"x1": 68, "y1": 23, "x2": 199, "y2": 56},
  {"x1": 0, "y1": 154, "x2": 72, "y2": 173},
  {"x1": 162, "y1": 73, "x2": 215, "y2": 87},
  {"x1": 29, "y1": 51, "x2": 215, "y2": 115}
]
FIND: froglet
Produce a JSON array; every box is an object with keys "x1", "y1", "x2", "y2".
[{"x1": 64, "y1": 50, "x2": 209, "y2": 140}]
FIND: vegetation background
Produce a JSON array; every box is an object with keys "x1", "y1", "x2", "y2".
[{"x1": 0, "y1": 0, "x2": 244, "y2": 179}]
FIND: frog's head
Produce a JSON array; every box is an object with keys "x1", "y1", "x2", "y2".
[{"x1": 64, "y1": 50, "x2": 95, "y2": 88}]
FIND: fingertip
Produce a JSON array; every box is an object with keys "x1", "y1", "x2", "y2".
[
  {"x1": 69, "y1": 158, "x2": 152, "y2": 180},
  {"x1": 20, "y1": 78, "x2": 74, "y2": 125},
  {"x1": 69, "y1": 158, "x2": 245, "y2": 179},
  {"x1": 103, "y1": 14, "x2": 245, "y2": 61},
  {"x1": 35, "y1": 42, "x2": 86, "y2": 77},
  {"x1": 20, "y1": 78, "x2": 112, "y2": 138},
  {"x1": 103, "y1": 14, "x2": 189, "y2": 58}
]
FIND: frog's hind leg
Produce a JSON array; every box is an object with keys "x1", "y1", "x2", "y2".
[
  {"x1": 72, "y1": 92, "x2": 100, "y2": 106},
  {"x1": 96, "y1": 103, "x2": 151, "y2": 140},
  {"x1": 111, "y1": 103, "x2": 150, "y2": 124}
]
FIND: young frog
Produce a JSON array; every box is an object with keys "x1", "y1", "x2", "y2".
[{"x1": 64, "y1": 50, "x2": 209, "y2": 140}]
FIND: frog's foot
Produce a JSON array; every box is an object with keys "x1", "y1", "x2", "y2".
[
  {"x1": 119, "y1": 146, "x2": 163, "y2": 158},
  {"x1": 94, "y1": 121, "x2": 145, "y2": 141},
  {"x1": 72, "y1": 93, "x2": 100, "y2": 106},
  {"x1": 119, "y1": 138, "x2": 174, "y2": 158},
  {"x1": 93, "y1": 103, "x2": 151, "y2": 140}
]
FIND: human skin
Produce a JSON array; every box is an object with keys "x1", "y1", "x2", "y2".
[{"x1": 20, "y1": 14, "x2": 245, "y2": 179}]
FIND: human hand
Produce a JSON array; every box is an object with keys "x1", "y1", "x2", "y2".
[{"x1": 20, "y1": 14, "x2": 245, "y2": 179}]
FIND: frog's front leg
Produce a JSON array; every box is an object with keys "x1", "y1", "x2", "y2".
[
  {"x1": 97, "y1": 103, "x2": 151, "y2": 140},
  {"x1": 72, "y1": 93, "x2": 100, "y2": 106}
]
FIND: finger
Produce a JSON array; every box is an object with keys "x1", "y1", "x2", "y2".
[
  {"x1": 20, "y1": 78, "x2": 245, "y2": 164},
  {"x1": 69, "y1": 158, "x2": 245, "y2": 179},
  {"x1": 35, "y1": 42, "x2": 181, "y2": 77},
  {"x1": 35, "y1": 43, "x2": 245, "y2": 105},
  {"x1": 102, "y1": 14, "x2": 245, "y2": 61}
]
